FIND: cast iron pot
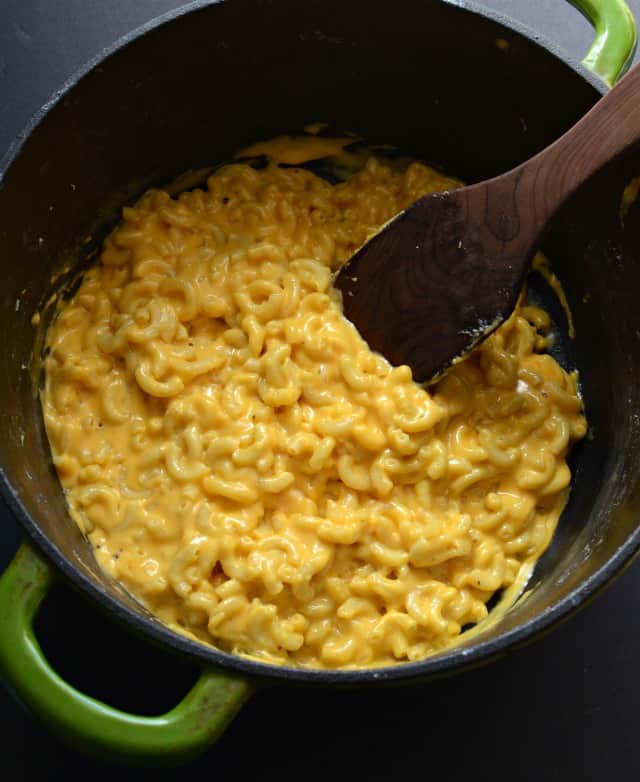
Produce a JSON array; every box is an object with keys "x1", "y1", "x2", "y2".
[{"x1": 0, "y1": 0, "x2": 639, "y2": 762}]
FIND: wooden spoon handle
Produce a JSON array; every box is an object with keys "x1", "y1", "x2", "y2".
[{"x1": 496, "y1": 62, "x2": 640, "y2": 244}]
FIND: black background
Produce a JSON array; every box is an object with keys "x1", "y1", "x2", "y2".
[{"x1": 1, "y1": 1, "x2": 639, "y2": 778}]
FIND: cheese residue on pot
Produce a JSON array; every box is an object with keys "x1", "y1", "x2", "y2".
[{"x1": 41, "y1": 136, "x2": 586, "y2": 669}]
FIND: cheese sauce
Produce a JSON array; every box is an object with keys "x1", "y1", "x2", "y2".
[{"x1": 41, "y1": 137, "x2": 586, "y2": 668}]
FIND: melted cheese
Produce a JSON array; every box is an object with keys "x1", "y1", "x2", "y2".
[
  {"x1": 238, "y1": 134, "x2": 353, "y2": 165},
  {"x1": 620, "y1": 176, "x2": 640, "y2": 224},
  {"x1": 41, "y1": 139, "x2": 586, "y2": 669}
]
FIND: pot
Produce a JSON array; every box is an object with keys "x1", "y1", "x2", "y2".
[{"x1": 0, "y1": 0, "x2": 638, "y2": 762}]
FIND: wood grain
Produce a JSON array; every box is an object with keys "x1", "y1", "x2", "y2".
[{"x1": 336, "y1": 63, "x2": 640, "y2": 383}]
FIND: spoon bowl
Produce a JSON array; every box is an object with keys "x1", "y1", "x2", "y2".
[{"x1": 336, "y1": 62, "x2": 640, "y2": 382}]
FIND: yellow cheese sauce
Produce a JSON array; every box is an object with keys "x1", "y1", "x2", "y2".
[
  {"x1": 620, "y1": 176, "x2": 640, "y2": 224},
  {"x1": 239, "y1": 133, "x2": 353, "y2": 165},
  {"x1": 41, "y1": 138, "x2": 586, "y2": 669},
  {"x1": 531, "y1": 253, "x2": 575, "y2": 340}
]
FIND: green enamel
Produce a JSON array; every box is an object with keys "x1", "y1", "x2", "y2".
[
  {"x1": 570, "y1": 0, "x2": 637, "y2": 85},
  {"x1": 0, "y1": 542, "x2": 252, "y2": 761}
]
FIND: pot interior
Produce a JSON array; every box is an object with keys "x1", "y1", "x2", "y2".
[{"x1": 1, "y1": 0, "x2": 639, "y2": 680}]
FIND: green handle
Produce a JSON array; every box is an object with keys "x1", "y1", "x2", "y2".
[
  {"x1": 0, "y1": 542, "x2": 253, "y2": 762},
  {"x1": 569, "y1": 0, "x2": 637, "y2": 85}
]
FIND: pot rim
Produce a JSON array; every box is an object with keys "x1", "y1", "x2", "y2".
[{"x1": 1, "y1": 0, "x2": 638, "y2": 685}]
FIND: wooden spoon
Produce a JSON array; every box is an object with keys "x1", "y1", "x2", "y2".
[{"x1": 335, "y1": 63, "x2": 640, "y2": 384}]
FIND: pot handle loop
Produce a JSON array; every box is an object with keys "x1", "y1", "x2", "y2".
[
  {"x1": 569, "y1": 0, "x2": 637, "y2": 85},
  {"x1": 0, "y1": 541, "x2": 252, "y2": 761}
]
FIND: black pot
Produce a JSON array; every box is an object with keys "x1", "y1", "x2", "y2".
[{"x1": 0, "y1": 0, "x2": 639, "y2": 762}]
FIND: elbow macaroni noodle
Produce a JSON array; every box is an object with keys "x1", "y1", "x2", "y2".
[{"x1": 41, "y1": 137, "x2": 587, "y2": 668}]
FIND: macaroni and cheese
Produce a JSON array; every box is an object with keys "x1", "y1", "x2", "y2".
[{"x1": 41, "y1": 138, "x2": 586, "y2": 668}]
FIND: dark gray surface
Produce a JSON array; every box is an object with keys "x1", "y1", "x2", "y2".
[{"x1": 1, "y1": 0, "x2": 639, "y2": 778}]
